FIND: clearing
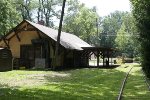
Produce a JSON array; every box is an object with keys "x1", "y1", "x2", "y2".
[{"x1": 0, "y1": 64, "x2": 149, "y2": 100}]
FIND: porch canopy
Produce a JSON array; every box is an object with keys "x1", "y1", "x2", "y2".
[{"x1": 82, "y1": 47, "x2": 115, "y2": 67}]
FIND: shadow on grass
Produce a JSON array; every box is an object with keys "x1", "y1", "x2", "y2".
[
  {"x1": 43, "y1": 69, "x2": 126, "y2": 100},
  {"x1": 1, "y1": 67, "x2": 146, "y2": 100},
  {"x1": 21, "y1": 64, "x2": 120, "y2": 72},
  {"x1": 0, "y1": 85, "x2": 85, "y2": 100},
  {"x1": 123, "y1": 69, "x2": 150, "y2": 100},
  {"x1": 0, "y1": 68, "x2": 125, "y2": 100}
]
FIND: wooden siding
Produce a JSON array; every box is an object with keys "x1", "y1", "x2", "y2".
[
  {"x1": 0, "y1": 21, "x2": 90, "y2": 68},
  {"x1": 9, "y1": 31, "x2": 39, "y2": 58}
]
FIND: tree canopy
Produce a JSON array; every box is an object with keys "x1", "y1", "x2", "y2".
[
  {"x1": 0, "y1": 0, "x2": 21, "y2": 35},
  {"x1": 0, "y1": 0, "x2": 140, "y2": 62},
  {"x1": 130, "y1": 0, "x2": 150, "y2": 77},
  {"x1": 63, "y1": 0, "x2": 99, "y2": 45}
]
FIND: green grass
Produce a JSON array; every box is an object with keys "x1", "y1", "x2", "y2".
[
  {"x1": 0, "y1": 64, "x2": 149, "y2": 100},
  {"x1": 123, "y1": 67, "x2": 150, "y2": 100}
]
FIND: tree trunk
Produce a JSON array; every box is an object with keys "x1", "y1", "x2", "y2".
[{"x1": 53, "y1": 0, "x2": 66, "y2": 70}]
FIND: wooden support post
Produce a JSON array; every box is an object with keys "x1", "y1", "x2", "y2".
[
  {"x1": 14, "y1": 30, "x2": 21, "y2": 42},
  {"x1": 97, "y1": 55, "x2": 99, "y2": 67},
  {"x1": 97, "y1": 50, "x2": 99, "y2": 67},
  {"x1": 45, "y1": 40, "x2": 50, "y2": 68},
  {"x1": 107, "y1": 51, "x2": 110, "y2": 67},
  {"x1": 2, "y1": 38, "x2": 10, "y2": 48},
  {"x1": 111, "y1": 57, "x2": 113, "y2": 65},
  {"x1": 87, "y1": 51, "x2": 90, "y2": 67},
  {"x1": 88, "y1": 56, "x2": 89, "y2": 67},
  {"x1": 102, "y1": 52, "x2": 105, "y2": 67},
  {"x1": 63, "y1": 50, "x2": 66, "y2": 67},
  {"x1": 111, "y1": 52, "x2": 113, "y2": 65},
  {"x1": 73, "y1": 50, "x2": 75, "y2": 68}
]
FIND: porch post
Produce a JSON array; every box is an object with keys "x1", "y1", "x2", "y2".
[
  {"x1": 97, "y1": 50, "x2": 99, "y2": 67},
  {"x1": 111, "y1": 51, "x2": 113, "y2": 65},
  {"x1": 107, "y1": 51, "x2": 110, "y2": 67},
  {"x1": 73, "y1": 50, "x2": 75, "y2": 68},
  {"x1": 102, "y1": 52, "x2": 105, "y2": 67}
]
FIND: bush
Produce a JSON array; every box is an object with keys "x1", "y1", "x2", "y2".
[{"x1": 134, "y1": 57, "x2": 141, "y2": 61}]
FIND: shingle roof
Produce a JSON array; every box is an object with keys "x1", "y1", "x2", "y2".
[{"x1": 26, "y1": 20, "x2": 92, "y2": 50}]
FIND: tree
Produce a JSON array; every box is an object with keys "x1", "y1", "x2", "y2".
[
  {"x1": 100, "y1": 11, "x2": 127, "y2": 48},
  {"x1": 13, "y1": 0, "x2": 36, "y2": 21},
  {"x1": 130, "y1": 0, "x2": 150, "y2": 77},
  {"x1": 0, "y1": 0, "x2": 21, "y2": 35},
  {"x1": 115, "y1": 13, "x2": 139, "y2": 57},
  {"x1": 37, "y1": 0, "x2": 63, "y2": 27},
  {"x1": 63, "y1": 1, "x2": 99, "y2": 45},
  {"x1": 14, "y1": 0, "x2": 62, "y2": 27},
  {"x1": 54, "y1": 0, "x2": 66, "y2": 70}
]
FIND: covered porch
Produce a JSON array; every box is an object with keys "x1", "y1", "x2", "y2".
[{"x1": 82, "y1": 47, "x2": 116, "y2": 67}]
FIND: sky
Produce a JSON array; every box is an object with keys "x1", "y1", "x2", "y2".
[{"x1": 79, "y1": 0, "x2": 131, "y2": 16}]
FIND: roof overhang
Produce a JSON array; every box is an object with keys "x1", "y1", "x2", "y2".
[{"x1": 82, "y1": 47, "x2": 116, "y2": 52}]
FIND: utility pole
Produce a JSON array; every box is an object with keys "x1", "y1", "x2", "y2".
[
  {"x1": 53, "y1": 0, "x2": 66, "y2": 70},
  {"x1": 96, "y1": 18, "x2": 99, "y2": 46},
  {"x1": 96, "y1": 18, "x2": 99, "y2": 37}
]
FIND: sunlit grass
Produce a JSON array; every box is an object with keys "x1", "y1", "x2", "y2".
[
  {"x1": 123, "y1": 66, "x2": 150, "y2": 100},
  {"x1": 0, "y1": 64, "x2": 149, "y2": 100}
]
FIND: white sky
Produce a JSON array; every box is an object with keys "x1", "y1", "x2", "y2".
[{"x1": 79, "y1": 0, "x2": 131, "y2": 16}]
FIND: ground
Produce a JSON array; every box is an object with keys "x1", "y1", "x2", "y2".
[{"x1": 0, "y1": 64, "x2": 150, "y2": 100}]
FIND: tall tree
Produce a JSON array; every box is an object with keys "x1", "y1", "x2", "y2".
[
  {"x1": 0, "y1": 0, "x2": 21, "y2": 35},
  {"x1": 53, "y1": 0, "x2": 66, "y2": 70},
  {"x1": 115, "y1": 13, "x2": 139, "y2": 57},
  {"x1": 100, "y1": 11, "x2": 127, "y2": 48},
  {"x1": 37, "y1": 0, "x2": 62, "y2": 27},
  {"x1": 14, "y1": 0, "x2": 35, "y2": 21},
  {"x1": 130, "y1": 0, "x2": 150, "y2": 77},
  {"x1": 63, "y1": 2, "x2": 99, "y2": 45},
  {"x1": 14, "y1": 0, "x2": 62, "y2": 27}
]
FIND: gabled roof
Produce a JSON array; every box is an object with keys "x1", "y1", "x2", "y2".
[
  {"x1": 26, "y1": 20, "x2": 92, "y2": 50},
  {"x1": 3, "y1": 20, "x2": 92, "y2": 50}
]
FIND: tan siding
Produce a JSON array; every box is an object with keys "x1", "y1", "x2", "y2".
[
  {"x1": 0, "y1": 41, "x2": 6, "y2": 47},
  {"x1": 9, "y1": 31, "x2": 39, "y2": 58}
]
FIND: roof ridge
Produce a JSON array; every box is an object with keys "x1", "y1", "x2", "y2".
[
  {"x1": 1, "y1": 20, "x2": 91, "y2": 50},
  {"x1": 25, "y1": 20, "x2": 80, "y2": 37}
]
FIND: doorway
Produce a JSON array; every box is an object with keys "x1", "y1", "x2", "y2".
[{"x1": 20, "y1": 45, "x2": 34, "y2": 68}]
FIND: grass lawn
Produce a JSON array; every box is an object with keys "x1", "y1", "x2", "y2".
[
  {"x1": 123, "y1": 65, "x2": 150, "y2": 99},
  {"x1": 0, "y1": 64, "x2": 149, "y2": 100}
]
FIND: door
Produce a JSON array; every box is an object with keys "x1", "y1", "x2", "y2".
[{"x1": 20, "y1": 45, "x2": 34, "y2": 68}]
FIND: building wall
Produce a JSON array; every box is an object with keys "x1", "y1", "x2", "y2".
[
  {"x1": 9, "y1": 31, "x2": 39, "y2": 58},
  {"x1": 49, "y1": 41, "x2": 65, "y2": 67},
  {"x1": 1, "y1": 30, "x2": 86, "y2": 68},
  {"x1": 0, "y1": 21, "x2": 85, "y2": 68},
  {"x1": 8, "y1": 30, "x2": 65, "y2": 67}
]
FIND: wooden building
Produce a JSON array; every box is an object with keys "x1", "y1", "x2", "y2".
[
  {"x1": 0, "y1": 20, "x2": 114, "y2": 69},
  {"x1": 0, "y1": 48, "x2": 12, "y2": 71}
]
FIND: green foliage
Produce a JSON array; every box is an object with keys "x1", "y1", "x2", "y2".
[
  {"x1": 63, "y1": 6, "x2": 140, "y2": 58},
  {"x1": 115, "y1": 13, "x2": 139, "y2": 57},
  {"x1": 13, "y1": 0, "x2": 37, "y2": 21},
  {"x1": 100, "y1": 11, "x2": 126, "y2": 48},
  {"x1": 0, "y1": 0, "x2": 140, "y2": 62},
  {"x1": 130, "y1": 0, "x2": 150, "y2": 77},
  {"x1": 0, "y1": 0, "x2": 21, "y2": 35},
  {"x1": 63, "y1": 0, "x2": 99, "y2": 45},
  {"x1": 100, "y1": 11, "x2": 139, "y2": 58},
  {"x1": 13, "y1": 0, "x2": 63, "y2": 27}
]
